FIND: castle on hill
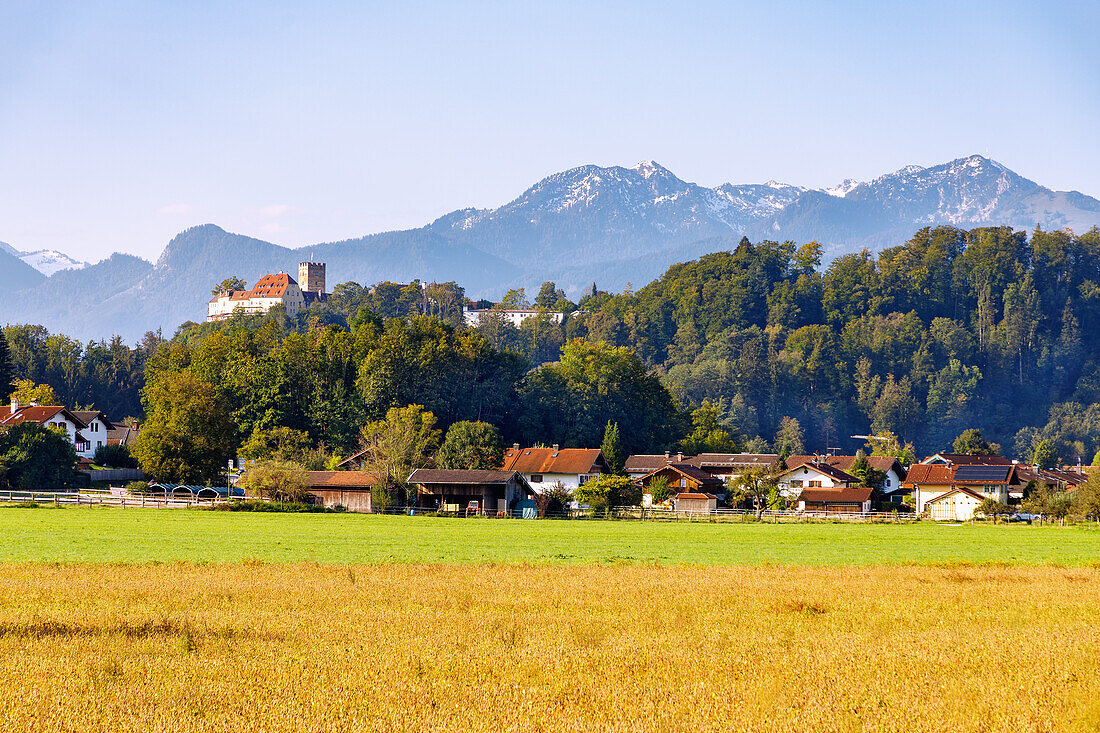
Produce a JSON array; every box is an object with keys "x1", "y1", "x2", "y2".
[{"x1": 207, "y1": 262, "x2": 327, "y2": 321}]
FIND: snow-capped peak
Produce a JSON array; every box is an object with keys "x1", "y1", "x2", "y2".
[
  {"x1": 632, "y1": 160, "x2": 670, "y2": 179},
  {"x1": 19, "y1": 249, "x2": 88, "y2": 276},
  {"x1": 824, "y1": 178, "x2": 861, "y2": 198}
]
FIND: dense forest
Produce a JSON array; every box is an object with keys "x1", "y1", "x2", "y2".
[{"x1": 4, "y1": 224, "x2": 1100, "y2": 473}]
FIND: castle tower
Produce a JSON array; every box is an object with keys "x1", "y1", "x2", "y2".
[{"x1": 298, "y1": 262, "x2": 326, "y2": 294}]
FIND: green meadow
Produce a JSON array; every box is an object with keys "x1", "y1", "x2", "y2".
[{"x1": 0, "y1": 505, "x2": 1097, "y2": 565}]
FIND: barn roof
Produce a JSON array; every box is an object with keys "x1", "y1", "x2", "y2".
[
  {"x1": 305, "y1": 471, "x2": 377, "y2": 488},
  {"x1": 408, "y1": 469, "x2": 522, "y2": 485}
]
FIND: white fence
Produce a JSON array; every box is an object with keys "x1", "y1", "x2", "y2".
[{"x1": 0, "y1": 491, "x2": 227, "y2": 509}]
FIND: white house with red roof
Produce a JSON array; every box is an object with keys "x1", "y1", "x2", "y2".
[
  {"x1": 1, "y1": 400, "x2": 98, "y2": 459},
  {"x1": 776, "y1": 460, "x2": 858, "y2": 497},
  {"x1": 500, "y1": 444, "x2": 610, "y2": 492}
]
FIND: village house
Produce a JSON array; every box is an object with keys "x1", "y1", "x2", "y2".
[
  {"x1": 501, "y1": 445, "x2": 610, "y2": 492},
  {"x1": 1, "y1": 400, "x2": 99, "y2": 459},
  {"x1": 70, "y1": 410, "x2": 114, "y2": 457},
  {"x1": 796, "y1": 486, "x2": 874, "y2": 514},
  {"x1": 776, "y1": 460, "x2": 858, "y2": 496},
  {"x1": 207, "y1": 263, "x2": 328, "y2": 322},
  {"x1": 637, "y1": 463, "x2": 724, "y2": 506},
  {"x1": 903, "y1": 463, "x2": 1024, "y2": 517},
  {"x1": 785, "y1": 454, "x2": 906, "y2": 496},
  {"x1": 624, "y1": 452, "x2": 688, "y2": 480},
  {"x1": 407, "y1": 469, "x2": 534, "y2": 515},
  {"x1": 106, "y1": 420, "x2": 141, "y2": 448},
  {"x1": 922, "y1": 487, "x2": 986, "y2": 521}
]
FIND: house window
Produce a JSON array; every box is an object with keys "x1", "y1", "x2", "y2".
[
  {"x1": 578, "y1": 474, "x2": 593, "y2": 485},
  {"x1": 680, "y1": 478, "x2": 687, "y2": 488},
  {"x1": 809, "y1": 481, "x2": 822, "y2": 488},
  {"x1": 885, "y1": 478, "x2": 891, "y2": 488},
  {"x1": 530, "y1": 474, "x2": 543, "y2": 483},
  {"x1": 789, "y1": 480, "x2": 803, "y2": 488}
]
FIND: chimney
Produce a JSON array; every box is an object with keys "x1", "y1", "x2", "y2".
[
  {"x1": 664, "y1": 451, "x2": 670, "y2": 462},
  {"x1": 512, "y1": 443, "x2": 519, "y2": 452},
  {"x1": 677, "y1": 452, "x2": 683, "y2": 462},
  {"x1": 132, "y1": 420, "x2": 139, "y2": 430},
  {"x1": 552, "y1": 443, "x2": 559, "y2": 456},
  {"x1": 9, "y1": 399, "x2": 17, "y2": 415}
]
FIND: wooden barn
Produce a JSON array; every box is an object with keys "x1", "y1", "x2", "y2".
[
  {"x1": 304, "y1": 471, "x2": 376, "y2": 512},
  {"x1": 407, "y1": 469, "x2": 534, "y2": 515}
]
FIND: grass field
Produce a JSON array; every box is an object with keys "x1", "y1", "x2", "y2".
[
  {"x1": 1, "y1": 562, "x2": 1098, "y2": 732},
  {"x1": 1, "y1": 505, "x2": 1099, "y2": 565},
  {"x1": 4, "y1": 507, "x2": 1100, "y2": 731}
]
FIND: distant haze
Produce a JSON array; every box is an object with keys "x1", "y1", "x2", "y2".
[{"x1": 1, "y1": 2, "x2": 1098, "y2": 261}]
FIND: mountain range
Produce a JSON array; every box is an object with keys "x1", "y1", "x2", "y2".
[{"x1": 3, "y1": 154, "x2": 1099, "y2": 342}]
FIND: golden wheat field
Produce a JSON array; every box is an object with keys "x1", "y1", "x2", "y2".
[{"x1": 1, "y1": 563, "x2": 1098, "y2": 732}]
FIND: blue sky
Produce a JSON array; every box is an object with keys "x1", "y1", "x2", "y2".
[{"x1": 1, "y1": 0, "x2": 1098, "y2": 261}]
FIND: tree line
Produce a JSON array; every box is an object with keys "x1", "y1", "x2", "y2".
[{"x1": 4, "y1": 224, "x2": 1100, "y2": 483}]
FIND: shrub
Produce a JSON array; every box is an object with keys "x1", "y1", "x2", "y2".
[
  {"x1": 534, "y1": 482, "x2": 572, "y2": 518},
  {"x1": 648, "y1": 476, "x2": 671, "y2": 505},
  {"x1": 212, "y1": 500, "x2": 330, "y2": 513},
  {"x1": 125, "y1": 481, "x2": 152, "y2": 495},
  {"x1": 93, "y1": 443, "x2": 138, "y2": 469}
]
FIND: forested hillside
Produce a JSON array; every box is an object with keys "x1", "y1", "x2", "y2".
[{"x1": 471, "y1": 225, "x2": 1100, "y2": 461}]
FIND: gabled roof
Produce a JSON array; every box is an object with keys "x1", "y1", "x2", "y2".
[
  {"x1": 249, "y1": 273, "x2": 296, "y2": 299},
  {"x1": 501, "y1": 447, "x2": 608, "y2": 475},
  {"x1": 920, "y1": 453, "x2": 1012, "y2": 466},
  {"x1": 304, "y1": 471, "x2": 377, "y2": 488},
  {"x1": 924, "y1": 486, "x2": 985, "y2": 504},
  {"x1": 786, "y1": 455, "x2": 903, "y2": 475},
  {"x1": 0, "y1": 406, "x2": 86, "y2": 429},
  {"x1": 624, "y1": 454, "x2": 686, "y2": 472},
  {"x1": 902, "y1": 464, "x2": 955, "y2": 485},
  {"x1": 71, "y1": 411, "x2": 113, "y2": 428},
  {"x1": 674, "y1": 492, "x2": 717, "y2": 500},
  {"x1": 408, "y1": 469, "x2": 525, "y2": 485},
  {"x1": 642, "y1": 463, "x2": 723, "y2": 486},
  {"x1": 685, "y1": 453, "x2": 780, "y2": 468},
  {"x1": 798, "y1": 486, "x2": 873, "y2": 503},
  {"x1": 779, "y1": 461, "x2": 857, "y2": 484}
]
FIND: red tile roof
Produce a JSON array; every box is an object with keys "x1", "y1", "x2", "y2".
[
  {"x1": 902, "y1": 464, "x2": 954, "y2": 485},
  {"x1": 674, "y1": 493, "x2": 717, "y2": 500},
  {"x1": 0, "y1": 406, "x2": 84, "y2": 428},
  {"x1": 249, "y1": 273, "x2": 294, "y2": 298},
  {"x1": 501, "y1": 448, "x2": 607, "y2": 475}
]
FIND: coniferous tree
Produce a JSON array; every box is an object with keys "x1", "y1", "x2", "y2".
[
  {"x1": 601, "y1": 421, "x2": 624, "y2": 475},
  {"x1": 0, "y1": 330, "x2": 13, "y2": 403}
]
